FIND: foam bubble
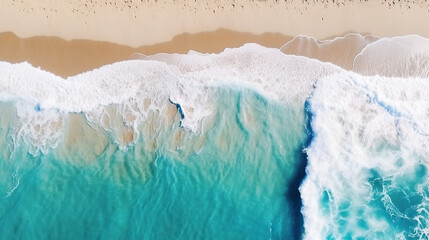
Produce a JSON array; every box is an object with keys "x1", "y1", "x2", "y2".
[
  {"x1": 302, "y1": 72, "x2": 429, "y2": 239},
  {"x1": 281, "y1": 34, "x2": 429, "y2": 79},
  {"x1": 0, "y1": 44, "x2": 340, "y2": 153},
  {"x1": 281, "y1": 34, "x2": 378, "y2": 70},
  {"x1": 13, "y1": 103, "x2": 65, "y2": 156},
  {"x1": 3, "y1": 35, "x2": 429, "y2": 237},
  {"x1": 352, "y1": 35, "x2": 429, "y2": 78}
]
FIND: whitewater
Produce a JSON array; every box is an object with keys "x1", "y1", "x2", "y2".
[{"x1": 0, "y1": 35, "x2": 429, "y2": 239}]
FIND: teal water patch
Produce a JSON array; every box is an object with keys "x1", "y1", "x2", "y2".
[
  {"x1": 0, "y1": 87, "x2": 309, "y2": 239},
  {"x1": 367, "y1": 166, "x2": 429, "y2": 238},
  {"x1": 302, "y1": 73, "x2": 429, "y2": 240}
]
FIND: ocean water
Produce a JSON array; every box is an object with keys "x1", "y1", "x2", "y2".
[{"x1": 0, "y1": 36, "x2": 429, "y2": 239}]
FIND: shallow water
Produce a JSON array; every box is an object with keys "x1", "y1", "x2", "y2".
[{"x1": 1, "y1": 36, "x2": 429, "y2": 239}]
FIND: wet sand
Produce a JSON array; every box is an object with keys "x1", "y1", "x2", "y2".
[
  {"x1": 0, "y1": 30, "x2": 292, "y2": 78},
  {"x1": 281, "y1": 34, "x2": 380, "y2": 71},
  {"x1": 2, "y1": 0, "x2": 429, "y2": 76}
]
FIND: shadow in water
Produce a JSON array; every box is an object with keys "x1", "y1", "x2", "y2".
[{"x1": 285, "y1": 100, "x2": 313, "y2": 240}]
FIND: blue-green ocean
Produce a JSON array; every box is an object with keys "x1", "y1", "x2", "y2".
[{"x1": 1, "y1": 36, "x2": 429, "y2": 239}]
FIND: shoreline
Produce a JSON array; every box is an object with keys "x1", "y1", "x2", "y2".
[
  {"x1": 2, "y1": 0, "x2": 429, "y2": 77},
  {"x1": 0, "y1": 29, "x2": 294, "y2": 78},
  {"x1": 1, "y1": 30, "x2": 426, "y2": 78}
]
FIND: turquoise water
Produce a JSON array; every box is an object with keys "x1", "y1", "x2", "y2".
[
  {"x1": 2, "y1": 38, "x2": 429, "y2": 239},
  {"x1": 303, "y1": 73, "x2": 429, "y2": 239},
  {"x1": 0, "y1": 88, "x2": 308, "y2": 239}
]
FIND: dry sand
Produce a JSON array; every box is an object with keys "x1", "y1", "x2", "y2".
[
  {"x1": 2, "y1": 0, "x2": 429, "y2": 47},
  {"x1": 1, "y1": 0, "x2": 429, "y2": 76}
]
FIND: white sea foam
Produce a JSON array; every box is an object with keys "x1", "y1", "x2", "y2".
[
  {"x1": 302, "y1": 72, "x2": 429, "y2": 239},
  {"x1": 5, "y1": 169, "x2": 19, "y2": 198},
  {"x1": 280, "y1": 33, "x2": 378, "y2": 71},
  {"x1": 2, "y1": 35, "x2": 429, "y2": 237},
  {"x1": 280, "y1": 34, "x2": 429, "y2": 79},
  {"x1": 0, "y1": 44, "x2": 340, "y2": 153},
  {"x1": 353, "y1": 35, "x2": 429, "y2": 78}
]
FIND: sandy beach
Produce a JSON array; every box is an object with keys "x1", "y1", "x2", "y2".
[
  {"x1": 0, "y1": 30, "x2": 292, "y2": 77},
  {"x1": 1, "y1": 0, "x2": 429, "y2": 76}
]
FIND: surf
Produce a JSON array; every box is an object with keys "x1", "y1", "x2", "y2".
[{"x1": 1, "y1": 34, "x2": 429, "y2": 239}]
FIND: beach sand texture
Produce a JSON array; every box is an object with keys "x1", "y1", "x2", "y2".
[
  {"x1": 0, "y1": 30, "x2": 292, "y2": 78},
  {"x1": 2, "y1": 0, "x2": 429, "y2": 75}
]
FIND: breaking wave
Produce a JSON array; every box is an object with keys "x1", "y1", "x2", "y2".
[{"x1": 1, "y1": 34, "x2": 429, "y2": 239}]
